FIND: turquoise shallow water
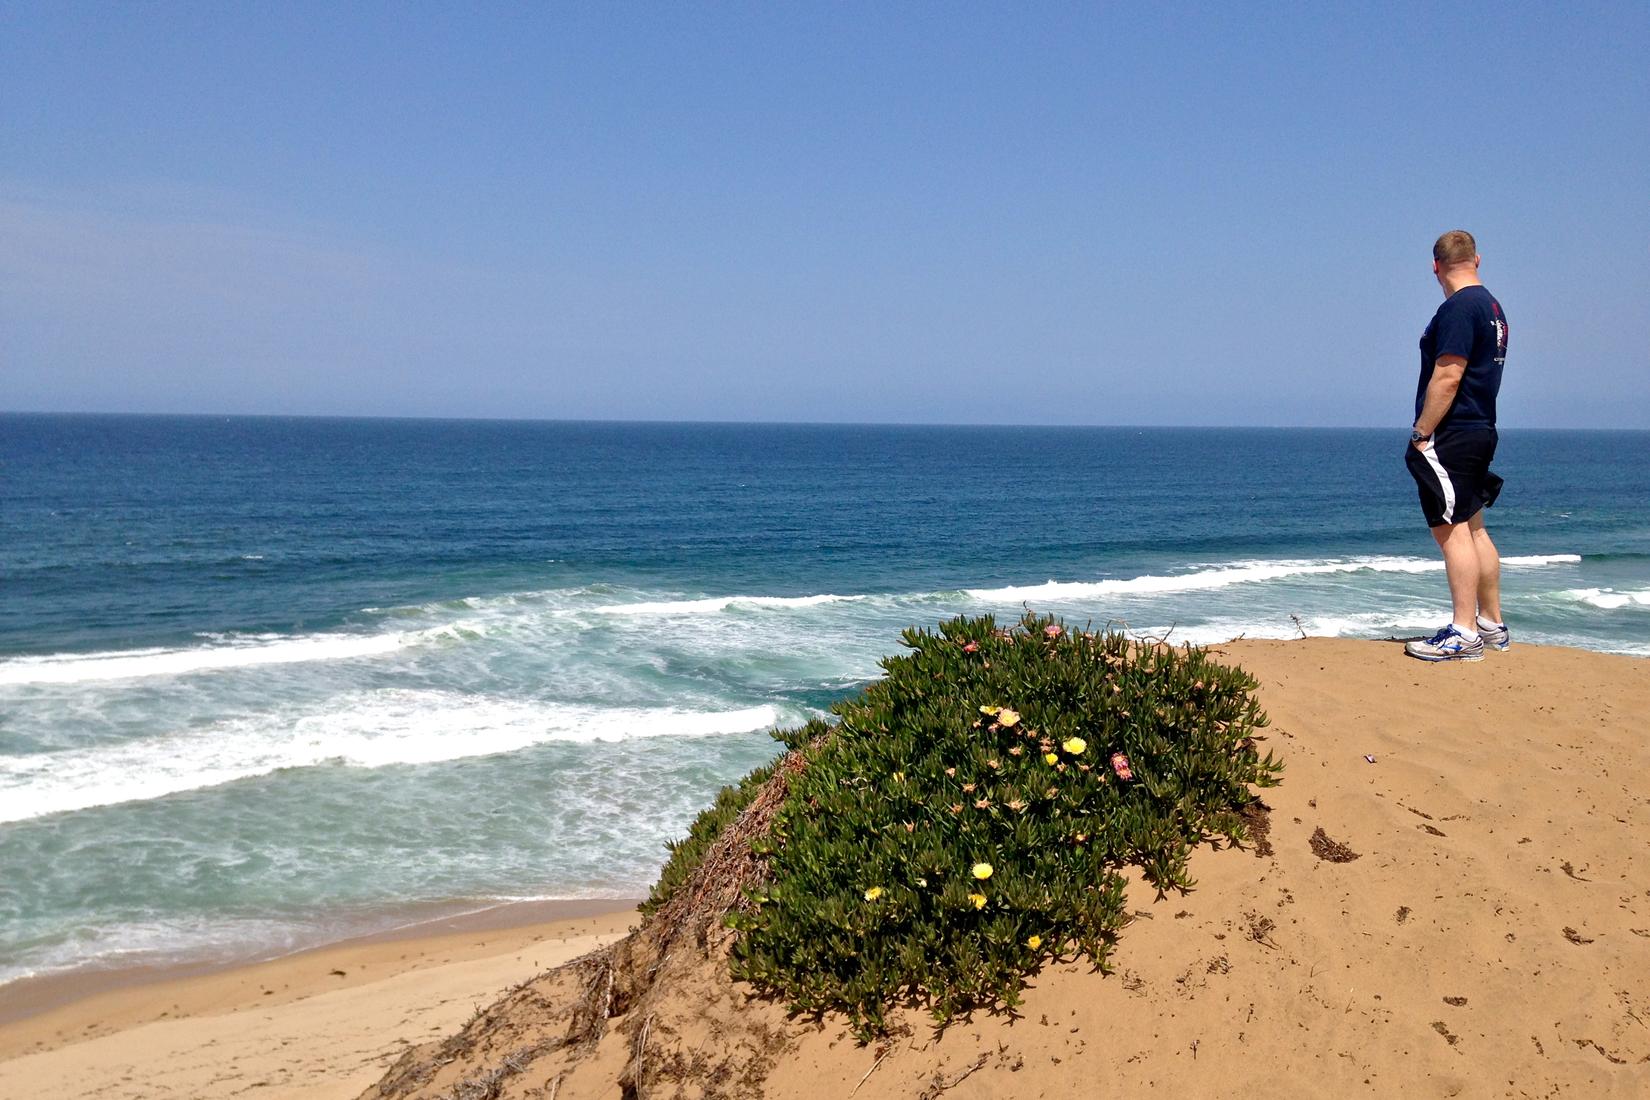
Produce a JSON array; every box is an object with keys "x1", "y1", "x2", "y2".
[{"x1": 2, "y1": 415, "x2": 1647, "y2": 986}]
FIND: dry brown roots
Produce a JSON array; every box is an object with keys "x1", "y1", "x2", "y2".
[{"x1": 364, "y1": 747, "x2": 810, "y2": 1100}]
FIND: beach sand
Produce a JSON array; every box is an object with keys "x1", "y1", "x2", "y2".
[
  {"x1": 0, "y1": 900, "x2": 639, "y2": 1099},
  {"x1": 5, "y1": 638, "x2": 1648, "y2": 1098}
]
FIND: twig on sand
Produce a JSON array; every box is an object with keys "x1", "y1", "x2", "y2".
[
  {"x1": 1134, "y1": 623, "x2": 1178, "y2": 647},
  {"x1": 850, "y1": 1047, "x2": 892, "y2": 1097},
  {"x1": 1289, "y1": 614, "x2": 1307, "y2": 640},
  {"x1": 919, "y1": 1052, "x2": 989, "y2": 1098}
]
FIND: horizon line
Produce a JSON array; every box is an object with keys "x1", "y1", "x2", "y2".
[{"x1": 2, "y1": 408, "x2": 1646, "y2": 433}]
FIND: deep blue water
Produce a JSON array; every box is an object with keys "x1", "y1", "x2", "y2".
[{"x1": 2, "y1": 414, "x2": 1647, "y2": 986}]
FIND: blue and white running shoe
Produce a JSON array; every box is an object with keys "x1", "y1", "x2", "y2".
[
  {"x1": 1477, "y1": 620, "x2": 1510, "y2": 651},
  {"x1": 1405, "y1": 625, "x2": 1485, "y2": 662}
]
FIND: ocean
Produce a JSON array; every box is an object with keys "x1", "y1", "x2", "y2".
[{"x1": 2, "y1": 414, "x2": 1648, "y2": 990}]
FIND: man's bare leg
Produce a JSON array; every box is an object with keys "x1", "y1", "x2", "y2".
[
  {"x1": 1431, "y1": 520, "x2": 1481, "y2": 631},
  {"x1": 1468, "y1": 511, "x2": 1502, "y2": 624}
]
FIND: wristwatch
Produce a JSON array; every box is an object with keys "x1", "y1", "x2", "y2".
[{"x1": 1410, "y1": 429, "x2": 1431, "y2": 443}]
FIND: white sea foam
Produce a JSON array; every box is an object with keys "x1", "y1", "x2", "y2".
[
  {"x1": 0, "y1": 914, "x2": 315, "y2": 990},
  {"x1": 1122, "y1": 607, "x2": 1446, "y2": 648},
  {"x1": 1563, "y1": 587, "x2": 1650, "y2": 611},
  {"x1": 359, "y1": 554, "x2": 1585, "y2": 625},
  {"x1": 0, "y1": 552, "x2": 1587, "y2": 689},
  {"x1": 0, "y1": 693, "x2": 781, "y2": 823},
  {"x1": 965, "y1": 553, "x2": 1581, "y2": 603},
  {"x1": 967, "y1": 557, "x2": 1431, "y2": 602},
  {"x1": 590, "y1": 593, "x2": 863, "y2": 616},
  {"x1": 0, "y1": 622, "x2": 487, "y2": 687},
  {"x1": 1302, "y1": 608, "x2": 1444, "y2": 636}
]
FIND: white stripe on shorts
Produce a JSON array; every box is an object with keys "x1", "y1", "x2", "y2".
[{"x1": 1421, "y1": 442, "x2": 1457, "y2": 524}]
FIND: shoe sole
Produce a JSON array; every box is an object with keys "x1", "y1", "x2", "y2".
[{"x1": 1405, "y1": 649, "x2": 1485, "y2": 662}]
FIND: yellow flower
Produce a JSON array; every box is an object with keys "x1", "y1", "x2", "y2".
[
  {"x1": 1026, "y1": 934, "x2": 1042, "y2": 950},
  {"x1": 998, "y1": 709, "x2": 1021, "y2": 728},
  {"x1": 1044, "y1": 752, "x2": 1059, "y2": 765},
  {"x1": 979, "y1": 705, "x2": 1001, "y2": 716},
  {"x1": 863, "y1": 886, "x2": 884, "y2": 901},
  {"x1": 1062, "y1": 736, "x2": 1087, "y2": 755},
  {"x1": 968, "y1": 892, "x2": 988, "y2": 910},
  {"x1": 972, "y1": 862, "x2": 993, "y2": 880}
]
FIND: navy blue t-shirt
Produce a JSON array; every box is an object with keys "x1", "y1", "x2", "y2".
[{"x1": 1416, "y1": 285, "x2": 1508, "y2": 431}]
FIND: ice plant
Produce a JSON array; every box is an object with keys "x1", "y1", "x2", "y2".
[
  {"x1": 685, "y1": 611, "x2": 1283, "y2": 1041},
  {"x1": 962, "y1": 641, "x2": 980, "y2": 653},
  {"x1": 1044, "y1": 624, "x2": 1063, "y2": 638},
  {"x1": 1111, "y1": 752, "x2": 1134, "y2": 781}
]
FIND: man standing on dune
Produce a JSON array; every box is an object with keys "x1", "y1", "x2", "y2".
[{"x1": 1404, "y1": 230, "x2": 1510, "y2": 662}]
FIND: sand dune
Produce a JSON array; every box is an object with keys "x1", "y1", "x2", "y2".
[{"x1": 3, "y1": 639, "x2": 1647, "y2": 1098}]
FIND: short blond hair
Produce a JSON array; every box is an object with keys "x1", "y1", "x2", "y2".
[{"x1": 1433, "y1": 230, "x2": 1478, "y2": 266}]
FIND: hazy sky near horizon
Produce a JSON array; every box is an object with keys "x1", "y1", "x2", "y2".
[{"x1": 3, "y1": 3, "x2": 1646, "y2": 427}]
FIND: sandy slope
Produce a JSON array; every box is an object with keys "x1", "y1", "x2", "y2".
[
  {"x1": 4, "y1": 639, "x2": 1647, "y2": 1099},
  {"x1": 0, "y1": 908, "x2": 637, "y2": 1099}
]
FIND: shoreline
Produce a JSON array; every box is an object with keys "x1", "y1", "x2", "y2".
[{"x1": 0, "y1": 896, "x2": 640, "y2": 1061}]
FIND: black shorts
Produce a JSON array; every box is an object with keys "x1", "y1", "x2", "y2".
[{"x1": 1405, "y1": 428, "x2": 1503, "y2": 528}]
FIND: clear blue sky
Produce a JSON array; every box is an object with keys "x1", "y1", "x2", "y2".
[{"x1": 2, "y1": 2, "x2": 1646, "y2": 426}]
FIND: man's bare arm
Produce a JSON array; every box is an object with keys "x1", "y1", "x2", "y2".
[{"x1": 1413, "y1": 356, "x2": 1467, "y2": 441}]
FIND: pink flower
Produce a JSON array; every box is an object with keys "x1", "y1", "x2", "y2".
[
  {"x1": 962, "y1": 641, "x2": 980, "y2": 653},
  {"x1": 1110, "y1": 752, "x2": 1134, "y2": 781},
  {"x1": 1044, "y1": 624, "x2": 1063, "y2": 638}
]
